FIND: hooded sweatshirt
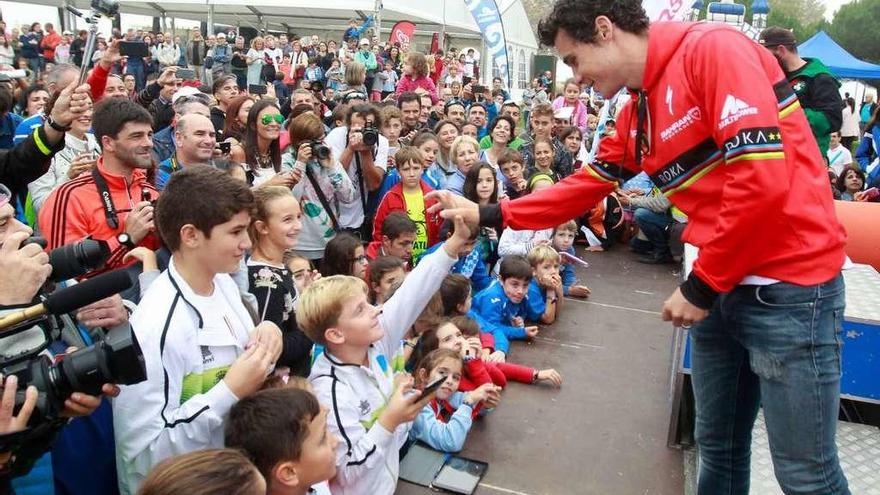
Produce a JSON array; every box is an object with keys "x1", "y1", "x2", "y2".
[{"x1": 479, "y1": 22, "x2": 846, "y2": 310}]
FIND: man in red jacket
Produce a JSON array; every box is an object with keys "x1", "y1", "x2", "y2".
[
  {"x1": 40, "y1": 23, "x2": 62, "y2": 64},
  {"x1": 428, "y1": 1, "x2": 850, "y2": 494}
]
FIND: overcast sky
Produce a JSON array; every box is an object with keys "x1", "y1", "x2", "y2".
[{"x1": 824, "y1": 0, "x2": 853, "y2": 21}]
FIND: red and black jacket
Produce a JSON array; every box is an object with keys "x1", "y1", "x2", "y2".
[{"x1": 480, "y1": 22, "x2": 846, "y2": 309}]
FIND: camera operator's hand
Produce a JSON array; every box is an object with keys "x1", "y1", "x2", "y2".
[
  {"x1": 0, "y1": 231, "x2": 52, "y2": 305},
  {"x1": 0, "y1": 375, "x2": 37, "y2": 434},
  {"x1": 0, "y1": 375, "x2": 37, "y2": 463},
  {"x1": 49, "y1": 80, "x2": 92, "y2": 129},
  {"x1": 75, "y1": 294, "x2": 128, "y2": 330},
  {"x1": 99, "y1": 39, "x2": 123, "y2": 70},
  {"x1": 124, "y1": 201, "x2": 155, "y2": 244},
  {"x1": 67, "y1": 153, "x2": 97, "y2": 180},
  {"x1": 223, "y1": 341, "x2": 274, "y2": 399},
  {"x1": 56, "y1": 351, "x2": 120, "y2": 418}
]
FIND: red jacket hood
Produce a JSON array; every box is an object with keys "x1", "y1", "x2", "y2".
[{"x1": 642, "y1": 22, "x2": 710, "y2": 92}]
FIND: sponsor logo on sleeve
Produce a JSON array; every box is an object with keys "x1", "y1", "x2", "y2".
[
  {"x1": 661, "y1": 107, "x2": 702, "y2": 142},
  {"x1": 718, "y1": 95, "x2": 758, "y2": 129}
]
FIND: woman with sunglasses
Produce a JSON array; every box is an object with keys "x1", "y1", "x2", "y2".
[{"x1": 230, "y1": 99, "x2": 296, "y2": 188}]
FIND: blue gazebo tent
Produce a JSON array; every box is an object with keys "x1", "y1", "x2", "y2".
[{"x1": 798, "y1": 31, "x2": 880, "y2": 80}]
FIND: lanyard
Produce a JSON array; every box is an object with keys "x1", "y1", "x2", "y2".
[{"x1": 92, "y1": 167, "x2": 119, "y2": 229}]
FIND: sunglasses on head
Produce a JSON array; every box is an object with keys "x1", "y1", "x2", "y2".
[{"x1": 261, "y1": 114, "x2": 284, "y2": 125}]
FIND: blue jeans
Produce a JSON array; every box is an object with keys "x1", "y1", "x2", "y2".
[
  {"x1": 690, "y1": 274, "x2": 849, "y2": 495},
  {"x1": 634, "y1": 207, "x2": 671, "y2": 256}
]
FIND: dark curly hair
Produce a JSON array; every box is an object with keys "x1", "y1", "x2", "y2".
[
  {"x1": 836, "y1": 165, "x2": 865, "y2": 194},
  {"x1": 537, "y1": 0, "x2": 649, "y2": 47}
]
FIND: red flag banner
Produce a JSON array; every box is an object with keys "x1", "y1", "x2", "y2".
[{"x1": 389, "y1": 21, "x2": 416, "y2": 47}]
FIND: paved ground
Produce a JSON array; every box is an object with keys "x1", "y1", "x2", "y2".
[{"x1": 397, "y1": 247, "x2": 686, "y2": 495}]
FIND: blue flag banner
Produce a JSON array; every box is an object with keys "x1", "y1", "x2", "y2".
[{"x1": 465, "y1": 0, "x2": 511, "y2": 88}]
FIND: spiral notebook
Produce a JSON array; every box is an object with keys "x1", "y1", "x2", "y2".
[{"x1": 399, "y1": 442, "x2": 489, "y2": 494}]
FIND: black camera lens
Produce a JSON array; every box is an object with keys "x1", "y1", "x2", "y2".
[
  {"x1": 362, "y1": 126, "x2": 379, "y2": 147},
  {"x1": 45, "y1": 239, "x2": 110, "y2": 282},
  {"x1": 310, "y1": 141, "x2": 331, "y2": 160}
]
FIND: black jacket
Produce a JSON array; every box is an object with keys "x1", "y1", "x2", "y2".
[{"x1": 0, "y1": 124, "x2": 64, "y2": 205}]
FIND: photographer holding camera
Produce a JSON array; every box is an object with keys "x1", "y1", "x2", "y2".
[
  {"x1": 325, "y1": 103, "x2": 389, "y2": 238},
  {"x1": 0, "y1": 183, "x2": 124, "y2": 491}
]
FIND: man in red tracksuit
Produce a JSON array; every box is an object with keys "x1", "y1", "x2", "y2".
[{"x1": 428, "y1": 1, "x2": 850, "y2": 493}]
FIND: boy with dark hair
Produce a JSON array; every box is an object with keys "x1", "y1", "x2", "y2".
[
  {"x1": 113, "y1": 165, "x2": 283, "y2": 494},
  {"x1": 297, "y1": 216, "x2": 473, "y2": 495},
  {"x1": 471, "y1": 255, "x2": 540, "y2": 360},
  {"x1": 440, "y1": 273, "x2": 527, "y2": 362},
  {"x1": 365, "y1": 210, "x2": 417, "y2": 267},
  {"x1": 225, "y1": 387, "x2": 338, "y2": 495}
]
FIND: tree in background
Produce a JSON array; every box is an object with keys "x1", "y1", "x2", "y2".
[{"x1": 828, "y1": 0, "x2": 880, "y2": 64}]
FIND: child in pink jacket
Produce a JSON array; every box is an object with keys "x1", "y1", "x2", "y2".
[{"x1": 396, "y1": 51, "x2": 438, "y2": 104}]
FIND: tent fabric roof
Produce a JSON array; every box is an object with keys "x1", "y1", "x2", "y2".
[
  {"x1": 43, "y1": 0, "x2": 537, "y2": 49},
  {"x1": 798, "y1": 31, "x2": 880, "y2": 80}
]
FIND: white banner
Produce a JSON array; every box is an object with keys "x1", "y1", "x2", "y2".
[{"x1": 642, "y1": 0, "x2": 692, "y2": 23}]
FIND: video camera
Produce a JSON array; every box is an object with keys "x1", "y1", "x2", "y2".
[{"x1": 0, "y1": 235, "x2": 146, "y2": 425}]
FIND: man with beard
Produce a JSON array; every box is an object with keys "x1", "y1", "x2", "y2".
[
  {"x1": 398, "y1": 91, "x2": 422, "y2": 143},
  {"x1": 39, "y1": 98, "x2": 162, "y2": 275},
  {"x1": 759, "y1": 27, "x2": 843, "y2": 158}
]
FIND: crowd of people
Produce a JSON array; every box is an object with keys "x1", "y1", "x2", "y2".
[{"x1": 0, "y1": 3, "x2": 879, "y2": 495}]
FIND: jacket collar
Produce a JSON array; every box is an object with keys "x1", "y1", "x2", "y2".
[
  {"x1": 641, "y1": 22, "x2": 699, "y2": 93},
  {"x1": 96, "y1": 156, "x2": 147, "y2": 189}
]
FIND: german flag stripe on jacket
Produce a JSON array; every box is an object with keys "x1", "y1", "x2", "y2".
[{"x1": 489, "y1": 22, "x2": 845, "y2": 305}]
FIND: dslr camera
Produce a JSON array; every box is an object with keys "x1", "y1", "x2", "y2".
[
  {"x1": 361, "y1": 125, "x2": 379, "y2": 147},
  {"x1": 309, "y1": 140, "x2": 331, "y2": 161},
  {"x1": 0, "y1": 237, "x2": 146, "y2": 426}
]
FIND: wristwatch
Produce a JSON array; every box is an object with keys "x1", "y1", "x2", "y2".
[
  {"x1": 117, "y1": 232, "x2": 136, "y2": 249},
  {"x1": 45, "y1": 115, "x2": 72, "y2": 132}
]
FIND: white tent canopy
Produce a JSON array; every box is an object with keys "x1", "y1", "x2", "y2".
[
  {"x1": 18, "y1": 0, "x2": 538, "y2": 93},
  {"x1": 37, "y1": 0, "x2": 537, "y2": 48}
]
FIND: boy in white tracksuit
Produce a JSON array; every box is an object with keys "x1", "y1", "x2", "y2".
[
  {"x1": 111, "y1": 166, "x2": 282, "y2": 494},
  {"x1": 299, "y1": 217, "x2": 473, "y2": 495}
]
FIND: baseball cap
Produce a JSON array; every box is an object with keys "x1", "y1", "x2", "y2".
[
  {"x1": 172, "y1": 86, "x2": 206, "y2": 104},
  {"x1": 359, "y1": 38, "x2": 370, "y2": 46},
  {"x1": 759, "y1": 27, "x2": 797, "y2": 47}
]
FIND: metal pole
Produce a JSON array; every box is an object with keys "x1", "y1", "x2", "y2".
[
  {"x1": 440, "y1": 0, "x2": 446, "y2": 51},
  {"x1": 208, "y1": 4, "x2": 215, "y2": 36},
  {"x1": 374, "y1": 0, "x2": 381, "y2": 41}
]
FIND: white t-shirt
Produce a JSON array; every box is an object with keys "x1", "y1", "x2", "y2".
[
  {"x1": 827, "y1": 145, "x2": 853, "y2": 177},
  {"x1": 324, "y1": 125, "x2": 389, "y2": 229},
  {"x1": 463, "y1": 56, "x2": 475, "y2": 78},
  {"x1": 263, "y1": 47, "x2": 283, "y2": 70}
]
